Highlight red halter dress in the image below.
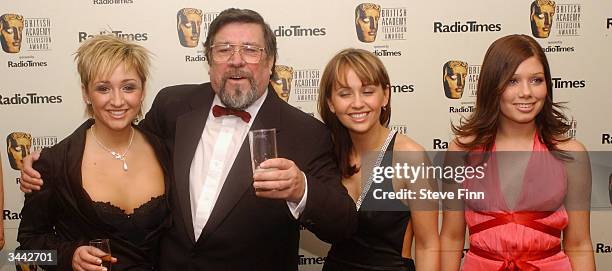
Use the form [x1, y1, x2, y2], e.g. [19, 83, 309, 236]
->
[461, 134, 572, 271]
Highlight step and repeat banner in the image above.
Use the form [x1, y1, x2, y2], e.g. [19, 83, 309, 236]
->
[1, 0, 611, 270]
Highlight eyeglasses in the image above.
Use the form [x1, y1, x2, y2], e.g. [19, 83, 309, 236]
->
[210, 43, 265, 64]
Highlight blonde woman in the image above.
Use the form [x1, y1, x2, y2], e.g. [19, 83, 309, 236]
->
[17, 35, 171, 271]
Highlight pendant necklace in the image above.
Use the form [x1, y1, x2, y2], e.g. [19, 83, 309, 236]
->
[91, 125, 134, 171]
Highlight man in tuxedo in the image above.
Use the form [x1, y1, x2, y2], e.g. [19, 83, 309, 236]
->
[20, 8, 357, 271]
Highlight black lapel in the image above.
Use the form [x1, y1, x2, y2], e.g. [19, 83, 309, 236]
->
[198, 86, 282, 242]
[174, 84, 214, 244]
[64, 119, 110, 229]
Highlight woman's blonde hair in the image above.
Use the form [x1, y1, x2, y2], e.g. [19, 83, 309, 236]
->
[75, 34, 151, 116]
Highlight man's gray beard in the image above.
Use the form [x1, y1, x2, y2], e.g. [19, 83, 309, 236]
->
[218, 77, 260, 110]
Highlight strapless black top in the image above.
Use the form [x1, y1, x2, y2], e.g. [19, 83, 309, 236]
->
[93, 195, 168, 247]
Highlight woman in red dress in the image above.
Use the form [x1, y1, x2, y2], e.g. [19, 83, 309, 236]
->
[440, 34, 595, 271]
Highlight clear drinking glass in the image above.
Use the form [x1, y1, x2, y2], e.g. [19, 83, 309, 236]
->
[89, 239, 112, 271]
[248, 128, 278, 172]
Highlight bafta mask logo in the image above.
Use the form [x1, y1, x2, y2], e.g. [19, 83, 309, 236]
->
[7, 132, 32, 170]
[443, 61, 468, 99]
[271, 65, 294, 102]
[530, 0, 556, 38]
[355, 3, 381, 43]
[0, 13, 24, 53]
[177, 8, 203, 48]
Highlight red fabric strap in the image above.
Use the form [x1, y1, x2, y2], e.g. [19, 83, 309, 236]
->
[468, 244, 562, 271]
[469, 211, 561, 238]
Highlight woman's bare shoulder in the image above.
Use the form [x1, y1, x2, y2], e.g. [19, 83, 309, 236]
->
[393, 133, 425, 152]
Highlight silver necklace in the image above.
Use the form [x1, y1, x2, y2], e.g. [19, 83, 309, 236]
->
[91, 125, 134, 171]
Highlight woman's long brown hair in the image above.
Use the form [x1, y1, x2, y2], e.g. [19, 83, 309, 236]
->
[318, 48, 391, 178]
[452, 34, 570, 154]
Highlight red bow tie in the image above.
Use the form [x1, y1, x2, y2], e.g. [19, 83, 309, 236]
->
[212, 105, 252, 123]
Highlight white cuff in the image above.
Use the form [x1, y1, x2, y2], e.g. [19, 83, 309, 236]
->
[287, 172, 308, 219]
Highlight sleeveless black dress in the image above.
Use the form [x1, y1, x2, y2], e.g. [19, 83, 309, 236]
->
[323, 134, 415, 271]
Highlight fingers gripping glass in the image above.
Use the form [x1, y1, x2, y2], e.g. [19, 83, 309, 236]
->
[89, 239, 112, 270]
[210, 43, 265, 64]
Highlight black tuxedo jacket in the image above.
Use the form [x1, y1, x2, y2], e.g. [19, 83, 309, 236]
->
[139, 83, 357, 270]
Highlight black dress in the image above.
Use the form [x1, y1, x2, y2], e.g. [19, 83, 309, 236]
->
[17, 119, 172, 271]
[323, 134, 415, 271]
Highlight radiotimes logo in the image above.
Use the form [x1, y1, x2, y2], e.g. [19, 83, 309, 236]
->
[185, 54, 206, 62]
[372, 44, 401, 57]
[391, 83, 414, 94]
[93, 0, 133, 4]
[433, 21, 502, 33]
[298, 254, 326, 265]
[93, 0, 134, 5]
[1, 14, 51, 54]
[542, 44, 574, 53]
[529, 0, 581, 52]
[7, 58, 47, 68]
[273, 25, 326, 37]
[552, 77, 586, 89]
[355, 3, 407, 43]
[0, 92, 63, 105]
[596, 242, 612, 253]
[449, 105, 475, 114]
[4, 209, 22, 220]
[433, 138, 449, 150]
[603, 133, 612, 145]
[79, 30, 148, 42]
[271, 65, 293, 102]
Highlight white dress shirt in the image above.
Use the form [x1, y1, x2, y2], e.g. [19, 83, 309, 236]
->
[189, 90, 307, 239]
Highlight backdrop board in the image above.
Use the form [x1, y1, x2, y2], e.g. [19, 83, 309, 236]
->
[1, 1, 611, 270]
